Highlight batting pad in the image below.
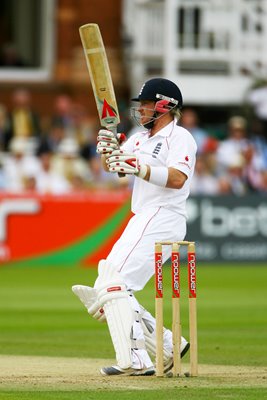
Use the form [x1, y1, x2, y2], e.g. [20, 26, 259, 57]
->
[141, 316, 172, 362]
[95, 260, 133, 369]
[140, 306, 188, 362]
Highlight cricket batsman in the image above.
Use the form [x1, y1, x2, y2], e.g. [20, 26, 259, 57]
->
[72, 78, 197, 376]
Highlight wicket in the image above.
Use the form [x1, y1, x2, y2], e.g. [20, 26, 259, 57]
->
[155, 241, 198, 378]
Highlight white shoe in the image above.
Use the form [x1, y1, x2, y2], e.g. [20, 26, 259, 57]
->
[100, 365, 155, 376]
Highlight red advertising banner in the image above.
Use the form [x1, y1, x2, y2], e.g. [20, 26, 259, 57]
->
[0, 190, 131, 266]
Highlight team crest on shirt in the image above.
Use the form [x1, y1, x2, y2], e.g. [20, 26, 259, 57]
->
[152, 142, 162, 158]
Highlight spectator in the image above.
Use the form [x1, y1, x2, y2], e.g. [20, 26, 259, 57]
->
[0, 104, 11, 151]
[0, 43, 27, 67]
[259, 170, 267, 193]
[50, 94, 74, 134]
[0, 156, 7, 190]
[222, 154, 248, 196]
[250, 118, 267, 170]
[242, 143, 265, 192]
[217, 176, 233, 195]
[7, 88, 41, 150]
[3, 137, 40, 192]
[35, 142, 71, 195]
[180, 108, 209, 153]
[52, 137, 92, 188]
[190, 155, 219, 195]
[40, 123, 65, 154]
[201, 135, 219, 177]
[216, 116, 250, 174]
[71, 103, 98, 149]
[248, 84, 267, 133]
[23, 173, 38, 193]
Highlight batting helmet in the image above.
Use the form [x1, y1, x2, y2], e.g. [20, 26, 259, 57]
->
[131, 78, 183, 109]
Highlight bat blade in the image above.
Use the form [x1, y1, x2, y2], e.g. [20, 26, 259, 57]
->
[79, 23, 120, 129]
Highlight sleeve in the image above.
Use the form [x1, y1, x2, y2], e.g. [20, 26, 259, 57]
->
[166, 132, 197, 178]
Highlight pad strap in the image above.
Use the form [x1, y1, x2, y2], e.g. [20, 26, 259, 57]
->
[140, 307, 172, 362]
[131, 310, 146, 350]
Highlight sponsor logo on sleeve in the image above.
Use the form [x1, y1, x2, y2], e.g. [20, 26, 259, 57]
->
[177, 155, 191, 169]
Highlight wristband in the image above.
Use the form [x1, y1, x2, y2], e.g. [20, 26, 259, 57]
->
[149, 166, 168, 187]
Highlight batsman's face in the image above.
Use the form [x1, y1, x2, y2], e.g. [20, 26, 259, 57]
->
[138, 100, 156, 125]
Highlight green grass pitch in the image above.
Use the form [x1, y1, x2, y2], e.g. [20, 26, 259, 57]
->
[0, 262, 266, 400]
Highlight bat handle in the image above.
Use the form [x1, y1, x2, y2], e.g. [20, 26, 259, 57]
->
[107, 125, 125, 178]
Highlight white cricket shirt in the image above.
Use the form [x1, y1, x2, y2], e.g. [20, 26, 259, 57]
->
[122, 119, 197, 216]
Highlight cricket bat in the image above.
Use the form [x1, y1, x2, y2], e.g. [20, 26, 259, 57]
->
[79, 23, 124, 176]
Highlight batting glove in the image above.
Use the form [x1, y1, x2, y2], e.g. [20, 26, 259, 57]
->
[96, 129, 126, 154]
[106, 149, 148, 177]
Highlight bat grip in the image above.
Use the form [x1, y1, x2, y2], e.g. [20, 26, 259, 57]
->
[107, 125, 125, 178]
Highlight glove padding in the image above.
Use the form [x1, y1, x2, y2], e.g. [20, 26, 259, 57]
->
[72, 285, 106, 322]
[106, 150, 140, 174]
[97, 129, 126, 154]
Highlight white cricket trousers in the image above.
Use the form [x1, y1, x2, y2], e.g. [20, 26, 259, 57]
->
[106, 206, 187, 369]
[107, 206, 187, 291]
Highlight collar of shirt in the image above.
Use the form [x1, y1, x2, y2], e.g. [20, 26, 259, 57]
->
[147, 118, 176, 139]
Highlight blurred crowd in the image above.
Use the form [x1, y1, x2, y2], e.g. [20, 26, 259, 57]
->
[0, 88, 129, 194]
[182, 109, 267, 196]
[0, 87, 267, 196]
